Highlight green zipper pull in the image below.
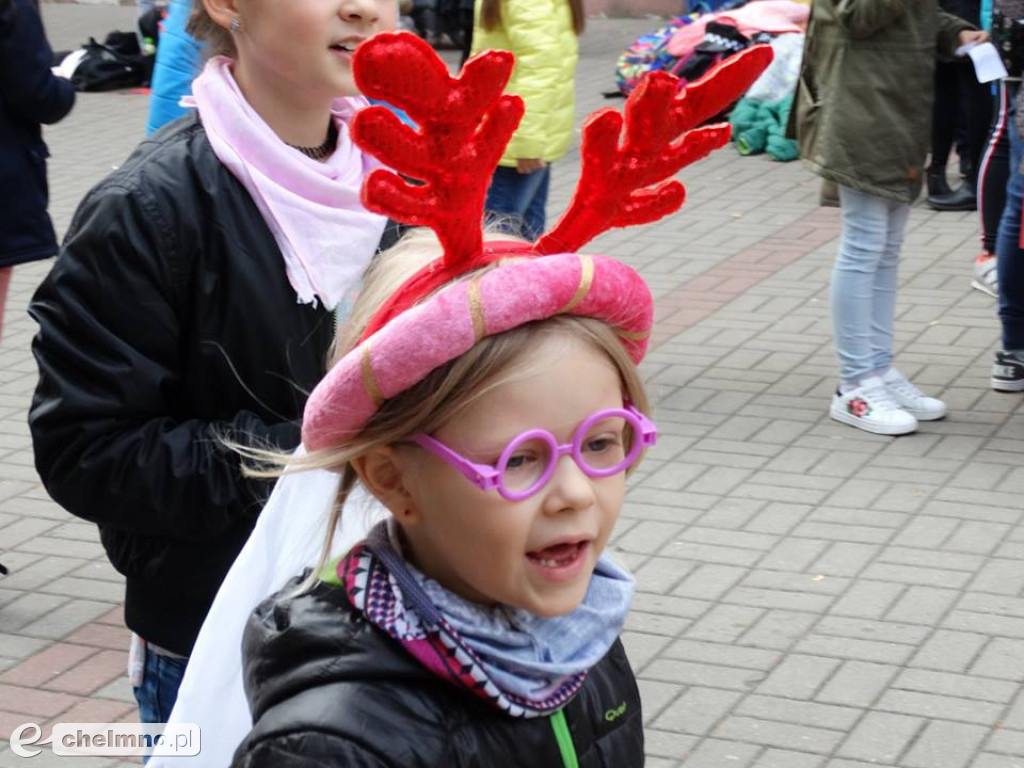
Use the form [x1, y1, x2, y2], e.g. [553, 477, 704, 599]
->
[549, 709, 580, 768]
[318, 555, 344, 586]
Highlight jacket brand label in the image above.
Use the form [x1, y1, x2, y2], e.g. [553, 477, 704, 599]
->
[604, 702, 628, 722]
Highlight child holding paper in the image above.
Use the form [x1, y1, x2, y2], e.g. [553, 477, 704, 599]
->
[796, 0, 986, 434]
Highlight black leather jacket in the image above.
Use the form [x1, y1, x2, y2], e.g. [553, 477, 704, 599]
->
[232, 577, 645, 767]
[29, 115, 337, 655]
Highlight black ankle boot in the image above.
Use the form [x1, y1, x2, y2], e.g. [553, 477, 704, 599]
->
[928, 180, 977, 211]
[927, 167, 953, 199]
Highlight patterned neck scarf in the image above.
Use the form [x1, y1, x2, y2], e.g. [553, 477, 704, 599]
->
[336, 522, 634, 718]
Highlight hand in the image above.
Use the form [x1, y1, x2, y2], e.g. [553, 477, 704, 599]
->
[958, 29, 991, 47]
[516, 158, 546, 174]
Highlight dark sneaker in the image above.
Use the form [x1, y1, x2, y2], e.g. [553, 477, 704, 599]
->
[992, 351, 1024, 392]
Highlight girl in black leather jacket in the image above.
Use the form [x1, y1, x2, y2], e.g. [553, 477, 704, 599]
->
[28, 0, 398, 727]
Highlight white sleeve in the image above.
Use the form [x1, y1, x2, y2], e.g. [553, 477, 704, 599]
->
[149, 448, 388, 767]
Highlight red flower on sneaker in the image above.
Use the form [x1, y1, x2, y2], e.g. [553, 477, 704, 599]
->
[848, 398, 871, 418]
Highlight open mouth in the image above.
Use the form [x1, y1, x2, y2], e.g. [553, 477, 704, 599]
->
[526, 540, 590, 575]
[329, 37, 363, 54]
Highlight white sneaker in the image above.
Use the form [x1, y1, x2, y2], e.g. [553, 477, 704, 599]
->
[830, 376, 918, 435]
[971, 253, 998, 299]
[881, 368, 948, 421]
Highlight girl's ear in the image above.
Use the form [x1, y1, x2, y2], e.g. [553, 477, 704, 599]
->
[202, 0, 240, 34]
[351, 446, 417, 519]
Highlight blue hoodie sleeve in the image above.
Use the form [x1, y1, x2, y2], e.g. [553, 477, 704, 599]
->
[146, 0, 202, 135]
[0, 0, 75, 126]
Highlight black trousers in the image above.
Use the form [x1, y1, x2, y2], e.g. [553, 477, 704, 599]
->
[931, 60, 993, 183]
[978, 80, 1014, 254]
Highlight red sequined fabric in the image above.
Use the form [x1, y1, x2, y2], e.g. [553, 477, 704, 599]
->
[535, 45, 774, 256]
[350, 33, 773, 342]
[352, 33, 526, 340]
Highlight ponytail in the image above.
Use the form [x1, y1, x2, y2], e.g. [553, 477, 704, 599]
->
[479, 0, 501, 31]
[569, 0, 585, 35]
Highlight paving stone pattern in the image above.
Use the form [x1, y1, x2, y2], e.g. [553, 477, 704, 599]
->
[0, 7, 1022, 767]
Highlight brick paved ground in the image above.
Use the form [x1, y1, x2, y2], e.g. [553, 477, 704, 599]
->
[0, 6, 1022, 767]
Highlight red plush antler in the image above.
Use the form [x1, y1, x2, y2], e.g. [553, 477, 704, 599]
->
[352, 31, 525, 268]
[534, 45, 773, 256]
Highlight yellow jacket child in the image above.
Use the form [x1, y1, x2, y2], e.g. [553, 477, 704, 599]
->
[472, 0, 580, 165]
[473, 0, 584, 240]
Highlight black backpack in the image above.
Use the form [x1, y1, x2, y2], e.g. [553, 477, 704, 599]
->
[70, 36, 145, 92]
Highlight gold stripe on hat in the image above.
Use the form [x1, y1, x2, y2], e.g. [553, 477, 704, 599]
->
[360, 342, 383, 407]
[468, 277, 487, 340]
[616, 328, 651, 341]
[558, 254, 595, 314]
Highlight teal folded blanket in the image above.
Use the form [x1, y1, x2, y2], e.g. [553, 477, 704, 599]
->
[730, 95, 798, 162]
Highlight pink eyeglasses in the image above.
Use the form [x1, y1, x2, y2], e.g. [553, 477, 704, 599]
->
[411, 405, 658, 501]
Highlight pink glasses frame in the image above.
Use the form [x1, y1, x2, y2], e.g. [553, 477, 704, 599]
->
[411, 405, 658, 501]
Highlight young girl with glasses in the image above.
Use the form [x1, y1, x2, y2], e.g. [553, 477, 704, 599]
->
[223, 34, 770, 768]
[230, 231, 652, 768]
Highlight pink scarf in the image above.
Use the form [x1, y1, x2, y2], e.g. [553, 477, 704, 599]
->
[190, 57, 386, 310]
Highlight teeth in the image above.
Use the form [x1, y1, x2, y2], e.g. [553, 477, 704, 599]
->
[529, 542, 587, 569]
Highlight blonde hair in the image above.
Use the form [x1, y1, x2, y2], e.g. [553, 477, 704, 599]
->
[244, 229, 649, 589]
[187, 0, 235, 59]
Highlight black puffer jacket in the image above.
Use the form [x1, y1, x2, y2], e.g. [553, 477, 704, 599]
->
[232, 577, 645, 767]
[29, 115, 338, 655]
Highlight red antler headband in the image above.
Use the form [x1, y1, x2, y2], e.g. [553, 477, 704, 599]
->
[301, 33, 772, 450]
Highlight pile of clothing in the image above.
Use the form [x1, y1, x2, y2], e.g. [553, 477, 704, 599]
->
[728, 31, 804, 161]
[615, 0, 808, 162]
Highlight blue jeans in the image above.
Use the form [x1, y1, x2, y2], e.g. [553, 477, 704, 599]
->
[133, 649, 187, 762]
[484, 164, 551, 242]
[832, 185, 911, 384]
[994, 86, 1024, 351]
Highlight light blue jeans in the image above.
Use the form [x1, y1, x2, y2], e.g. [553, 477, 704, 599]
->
[832, 185, 911, 385]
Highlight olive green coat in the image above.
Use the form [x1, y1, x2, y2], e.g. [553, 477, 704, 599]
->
[795, 0, 973, 203]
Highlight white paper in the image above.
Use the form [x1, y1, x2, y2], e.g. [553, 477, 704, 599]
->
[50, 48, 87, 80]
[956, 42, 1009, 83]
